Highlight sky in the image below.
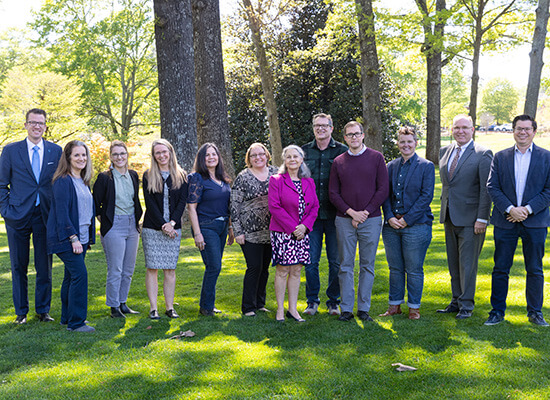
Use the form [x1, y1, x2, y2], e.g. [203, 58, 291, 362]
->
[0, 0, 531, 89]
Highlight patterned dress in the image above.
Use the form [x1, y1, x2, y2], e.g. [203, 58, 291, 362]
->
[271, 180, 311, 266]
[141, 171, 182, 269]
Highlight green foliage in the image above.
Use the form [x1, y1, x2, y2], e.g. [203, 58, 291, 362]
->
[31, 0, 158, 140]
[226, 0, 402, 171]
[0, 66, 86, 144]
[480, 78, 519, 124]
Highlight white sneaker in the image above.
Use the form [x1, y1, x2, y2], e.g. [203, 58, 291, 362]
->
[328, 304, 341, 316]
[303, 303, 319, 315]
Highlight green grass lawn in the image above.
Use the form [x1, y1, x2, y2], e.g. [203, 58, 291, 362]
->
[1, 137, 550, 399]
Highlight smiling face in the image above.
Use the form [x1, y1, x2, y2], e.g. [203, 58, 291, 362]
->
[513, 119, 536, 149]
[452, 117, 474, 147]
[284, 148, 303, 173]
[110, 145, 128, 170]
[313, 116, 333, 142]
[25, 112, 47, 144]
[153, 144, 170, 169]
[248, 145, 267, 169]
[70, 145, 87, 173]
[205, 146, 219, 170]
[398, 134, 417, 160]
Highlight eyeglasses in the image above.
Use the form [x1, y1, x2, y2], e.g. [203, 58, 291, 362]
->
[344, 132, 362, 138]
[313, 124, 331, 129]
[249, 153, 266, 158]
[111, 152, 128, 158]
[452, 126, 472, 131]
[26, 121, 46, 127]
[514, 127, 534, 133]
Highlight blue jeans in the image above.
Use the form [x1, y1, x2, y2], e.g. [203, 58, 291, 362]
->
[382, 224, 432, 308]
[491, 225, 547, 316]
[305, 218, 340, 306]
[198, 219, 228, 310]
[58, 245, 88, 330]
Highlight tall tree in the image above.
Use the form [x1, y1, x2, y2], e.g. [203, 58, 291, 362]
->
[355, 0, 383, 152]
[153, 0, 198, 171]
[32, 0, 158, 140]
[192, 0, 235, 177]
[240, 0, 284, 166]
[455, 0, 519, 126]
[525, 0, 550, 118]
[415, 0, 450, 164]
[481, 77, 519, 124]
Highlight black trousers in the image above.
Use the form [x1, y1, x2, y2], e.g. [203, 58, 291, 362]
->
[241, 241, 271, 313]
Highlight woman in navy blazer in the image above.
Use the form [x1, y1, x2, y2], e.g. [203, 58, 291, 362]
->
[93, 140, 143, 318]
[47, 140, 95, 332]
[269, 145, 319, 322]
[380, 127, 434, 320]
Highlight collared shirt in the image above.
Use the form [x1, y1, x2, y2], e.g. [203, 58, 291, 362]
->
[505, 143, 534, 214]
[392, 155, 413, 215]
[26, 137, 44, 170]
[348, 144, 367, 157]
[112, 168, 135, 215]
[302, 137, 347, 220]
[447, 139, 473, 172]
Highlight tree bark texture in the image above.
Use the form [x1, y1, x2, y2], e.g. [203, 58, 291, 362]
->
[241, 0, 283, 166]
[416, 0, 446, 165]
[525, 0, 550, 118]
[192, 0, 235, 178]
[153, 0, 198, 172]
[355, 0, 383, 153]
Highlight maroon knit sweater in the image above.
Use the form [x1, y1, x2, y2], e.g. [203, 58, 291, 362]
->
[329, 148, 389, 218]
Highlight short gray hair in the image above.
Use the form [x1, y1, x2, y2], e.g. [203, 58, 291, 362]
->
[278, 145, 311, 178]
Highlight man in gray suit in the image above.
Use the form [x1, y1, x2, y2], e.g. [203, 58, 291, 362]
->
[437, 114, 493, 319]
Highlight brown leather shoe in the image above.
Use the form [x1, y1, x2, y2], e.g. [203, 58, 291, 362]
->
[408, 308, 420, 320]
[379, 304, 402, 317]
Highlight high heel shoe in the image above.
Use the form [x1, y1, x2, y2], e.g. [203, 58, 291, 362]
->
[286, 311, 305, 322]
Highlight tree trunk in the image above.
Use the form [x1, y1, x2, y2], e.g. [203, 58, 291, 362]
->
[355, 0, 383, 153]
[192, 0, 235, 178]
[241, 0, 283, 166]
[468, 10, 484, 128]
[525, 0, 550, 118]
[153, 0, 198, 173]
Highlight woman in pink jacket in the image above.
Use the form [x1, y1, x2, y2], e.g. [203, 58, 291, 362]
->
[269, 145, 319, 322]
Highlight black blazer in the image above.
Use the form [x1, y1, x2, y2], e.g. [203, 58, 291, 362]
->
[142, 170, 188, 230]
[92, 169, 143, 236]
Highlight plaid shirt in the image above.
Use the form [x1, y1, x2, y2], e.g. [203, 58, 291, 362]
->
[302, 138, 347, 220]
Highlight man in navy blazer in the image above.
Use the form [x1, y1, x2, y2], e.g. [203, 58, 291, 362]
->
[485, 114, 550, 327]
[0, 109, 62, 324]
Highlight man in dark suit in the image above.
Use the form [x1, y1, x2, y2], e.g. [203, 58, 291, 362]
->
[484, 114, 550, 326]
[0, 108, 62, 324]
[438, 114, 493, 319]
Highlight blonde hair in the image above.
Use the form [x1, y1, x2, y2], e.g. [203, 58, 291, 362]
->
[146, 139, 187, 193]
[245, 143, 271, 168]
[109, 140, 129, 170]
[53, 140, 93, 186]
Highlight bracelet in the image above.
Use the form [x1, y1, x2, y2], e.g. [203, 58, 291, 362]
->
[228, 226, 233, 230]
[69, 236, 79, 243]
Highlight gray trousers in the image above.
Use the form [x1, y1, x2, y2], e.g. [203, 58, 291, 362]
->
[101, 215, 140, 307]
[335, 216, 382, 313]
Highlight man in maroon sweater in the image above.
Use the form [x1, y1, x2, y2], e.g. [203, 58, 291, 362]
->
[329, 121, 389, 321]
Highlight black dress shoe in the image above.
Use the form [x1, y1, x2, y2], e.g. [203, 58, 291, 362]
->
[338, 312, 354, 321]
[357, 310, 373, 321]
[110, 307, 126, 318]
[456, 309, 472, 319]
[436, 305, 460, 314]
[119, 303, 139, 314]
[199, 308, 215, 316]
[286, 311, 305, 322]
[37, 313, 54, 322]
[149, 310, 160, 320]
[14, 315, 27, 324]
[165, 309, 180, 318]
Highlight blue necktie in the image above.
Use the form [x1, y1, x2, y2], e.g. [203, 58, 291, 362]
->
[32, 145, 40, 206]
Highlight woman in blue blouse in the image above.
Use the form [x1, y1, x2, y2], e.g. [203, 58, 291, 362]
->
[188, 143, 234, 316]
[47, 140, 95, 332]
